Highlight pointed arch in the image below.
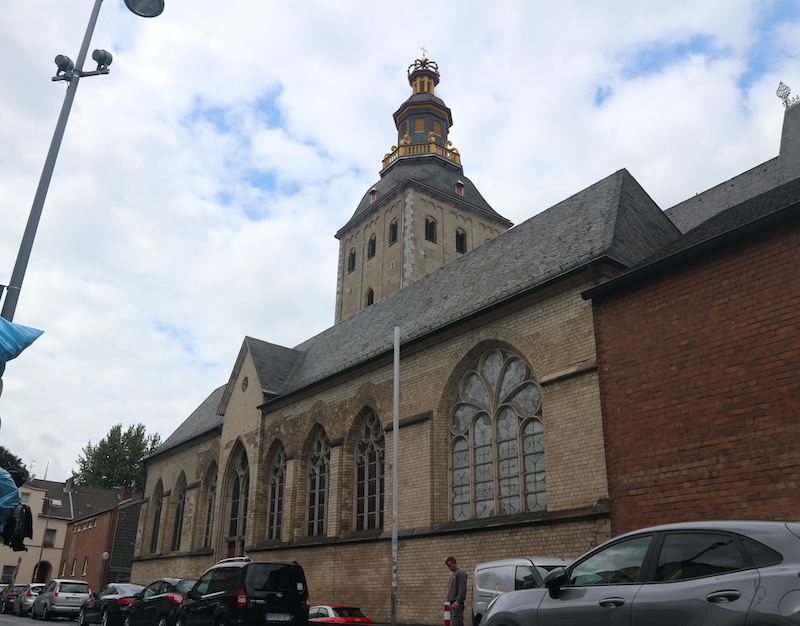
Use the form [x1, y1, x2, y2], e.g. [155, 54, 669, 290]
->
[306, 427, 330, 537]
[355, 410, 385, 531]
[170, 472, 187, 552]
[224, 441, 250, 557]
[266, 442, 287, 542]
[149, 480, 164, 554]
[202, 462, 218, 549]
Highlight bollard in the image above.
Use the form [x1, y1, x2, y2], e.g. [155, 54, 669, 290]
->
[444, 602, 451, 626]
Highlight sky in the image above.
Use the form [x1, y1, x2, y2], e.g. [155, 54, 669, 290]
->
[1, 0, 799, 482]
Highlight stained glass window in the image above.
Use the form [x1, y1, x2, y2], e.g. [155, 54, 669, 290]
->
[450, 349, 545, 520]
[268, 446, 286, 541]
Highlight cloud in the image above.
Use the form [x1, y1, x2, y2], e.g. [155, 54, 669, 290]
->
[0, 0, 799, 481]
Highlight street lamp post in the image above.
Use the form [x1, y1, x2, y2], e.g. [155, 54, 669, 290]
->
[0, 0, 164, 322]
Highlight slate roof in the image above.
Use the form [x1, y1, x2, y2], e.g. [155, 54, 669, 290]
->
[584, 174, 800, 299]
[287, 168, 679, 395]
[157, 168, 680, 453]
[339, 157, 511, 235]
[27, 479, 127, 520]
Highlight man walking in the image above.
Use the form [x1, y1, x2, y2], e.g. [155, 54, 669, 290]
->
[446, 556, 467, 626]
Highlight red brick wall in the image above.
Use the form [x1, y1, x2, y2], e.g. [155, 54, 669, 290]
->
[593, 219, 800, 536]
[64, 511, 115, 592]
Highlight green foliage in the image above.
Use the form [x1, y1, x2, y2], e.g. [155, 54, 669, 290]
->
[72, 423, 160, 492]
[0, 446, 24, 470]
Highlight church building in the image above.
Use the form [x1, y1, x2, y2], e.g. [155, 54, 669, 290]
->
[130, 57, 799, 624]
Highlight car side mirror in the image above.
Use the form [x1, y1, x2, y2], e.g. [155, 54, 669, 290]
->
[544, 567, 567, 599]
[133, 593, 142, 600]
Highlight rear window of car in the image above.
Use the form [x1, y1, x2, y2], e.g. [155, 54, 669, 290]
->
[176, 580, 196, 595]
[334, 608, 367, 618]
[59, 583, 90, 594]
[245, 564, 305, 593]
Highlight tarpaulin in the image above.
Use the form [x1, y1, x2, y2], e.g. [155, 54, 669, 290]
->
[0, 317, 44, 377]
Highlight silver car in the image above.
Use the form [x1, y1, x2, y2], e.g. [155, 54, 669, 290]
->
[32, 579, 92, 620]
[13, 583, 45, 616]
[482, 520, 800, 626]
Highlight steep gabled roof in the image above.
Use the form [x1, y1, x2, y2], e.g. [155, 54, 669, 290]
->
[584, 174, 800, 299]
[283, 168, 679, 396]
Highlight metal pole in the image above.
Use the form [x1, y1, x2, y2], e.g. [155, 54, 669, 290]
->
[1, 0, 105, 322]
[391, 326, 400, 626]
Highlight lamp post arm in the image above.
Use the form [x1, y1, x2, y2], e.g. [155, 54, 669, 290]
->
[0, 0, 104, 322]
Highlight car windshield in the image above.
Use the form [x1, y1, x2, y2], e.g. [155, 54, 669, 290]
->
[116, 585, 144, 596]
[59, 583, 89, 594]
[245, 565, 304, 593]
[334, 608, 367, 618]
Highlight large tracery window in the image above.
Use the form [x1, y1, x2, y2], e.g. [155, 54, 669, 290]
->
[308, 430, 330, 537]
[268, 446, 287, 541]
[450, 349, 546, 521]
[355, 412, 385, 531]
[149, 483, 163, 554]
[170, 480, 186, 552]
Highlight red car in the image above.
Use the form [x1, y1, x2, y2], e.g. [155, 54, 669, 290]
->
[309, 606, 373, 623]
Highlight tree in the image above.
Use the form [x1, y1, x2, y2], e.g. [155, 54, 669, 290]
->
[0, 446, 24, 471]
[72, 423, 160, 493]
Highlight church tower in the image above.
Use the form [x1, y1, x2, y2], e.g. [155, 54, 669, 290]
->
[334, 56, 513, 323]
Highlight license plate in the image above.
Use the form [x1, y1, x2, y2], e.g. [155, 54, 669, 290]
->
[265, 614, 292, 622]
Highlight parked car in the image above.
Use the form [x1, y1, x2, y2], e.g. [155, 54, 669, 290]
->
[0, 584, 27, 613]
[472, 557, 570, 626]
[13, 583, 45, 616]
[482, 520, 800, 626]
[176, 557, 309, 626]
[125, 578, 196, 626]
[31, 579, 92, 620]
[309, 605, 372, 623]
[79, 583, 145, 626]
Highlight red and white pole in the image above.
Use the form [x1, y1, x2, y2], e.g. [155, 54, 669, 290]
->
[443, 602, 451, 626]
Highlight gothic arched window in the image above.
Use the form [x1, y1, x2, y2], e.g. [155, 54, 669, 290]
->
[170, 479, 186, 552]
[227, 448, 249, 557]
[455, 229, 467, 254]
[268, 445, 286, 541]
[367, 235, 376, 259]
[389, 220, 398, 246]
[450, 349, 545, 521]
[348, 249, 356, 273]
[355, 412, 385, 531]
[366, 288, 375, 307]
[308, 430, 330, 537]
[203, 470, 217, 549]
[149, 483, 163, 554]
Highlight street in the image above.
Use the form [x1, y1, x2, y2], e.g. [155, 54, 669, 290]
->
[0, 616, 72, 626]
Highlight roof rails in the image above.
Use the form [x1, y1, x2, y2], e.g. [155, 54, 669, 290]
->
[216, 556, 252, 564]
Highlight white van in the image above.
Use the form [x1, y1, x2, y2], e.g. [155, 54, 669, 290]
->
[471, 557, 569, 626]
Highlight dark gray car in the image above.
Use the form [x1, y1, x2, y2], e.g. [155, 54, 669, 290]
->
[482, 520, 800, 626]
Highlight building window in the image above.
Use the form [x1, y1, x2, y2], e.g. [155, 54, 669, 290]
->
[1, 566, 14, 583]
[308, 430, 330, 537]
[425, 217, 437, 243]
[414, 118, 425, 133]
[149, 485, 163, 554]
[389, 220, 398, 246]
[433, 120, 443, 136]
[355, 412, 385, 531]
[170, 481, 186, 552]
[455, 181, 465, 196]
[450, 349, 546, 521]
[19, 492, 29, 505]
[268, 446, 286, 542]
[43, 528, 56, 547]
[227, 447, 249, 558]
[370, 189, 377, 203]
[60, 561, 66, 577]
[71, 560, 76, 577]
[348, 249, 356, 273]
[82, 557, 88, 576]
[367, 235, 376, 259]
[203, 470, 217, 549]
[456, 229, 467, 254]
[366, 289, 374, 307]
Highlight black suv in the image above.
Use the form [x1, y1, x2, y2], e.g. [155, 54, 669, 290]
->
[177, 558, 309, 626]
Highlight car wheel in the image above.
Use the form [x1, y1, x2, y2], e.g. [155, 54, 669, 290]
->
[124, 615, 132, 626]
[157, 616, 168, 626]
[42, 605, 50, 621]
[101, 610, 110, 626]
[78, 608, 87, 626]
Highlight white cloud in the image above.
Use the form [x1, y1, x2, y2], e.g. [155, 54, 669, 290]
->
[0, 0, 798, 481]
